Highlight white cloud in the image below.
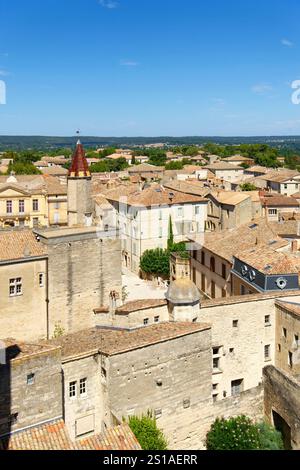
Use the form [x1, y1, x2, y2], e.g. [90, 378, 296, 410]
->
[120, 60, 139, 66]
[98, 0, 119, 8]
[281, 38, 294, 47]
[211, 98, 226, 106]
[251, 83, 273, 95]
[0, 70, 9, 76]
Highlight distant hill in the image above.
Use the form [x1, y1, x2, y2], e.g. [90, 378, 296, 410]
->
[1, 135, 300, 151]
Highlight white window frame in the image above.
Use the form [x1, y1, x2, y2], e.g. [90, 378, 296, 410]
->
[9, 278, 22, 297]
[79, 378, 87, 397]
[69, 381, 77, 399]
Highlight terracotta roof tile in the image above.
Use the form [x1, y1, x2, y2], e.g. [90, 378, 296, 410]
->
[69, 141, 91, 178]
[0, 420, 140, 450]
[115, 299, 167, 315]
[51, 322, 211, 360]
[0, 230, 47, 262]
[104, 184, 207, 207]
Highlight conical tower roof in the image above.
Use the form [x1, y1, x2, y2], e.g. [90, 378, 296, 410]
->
[68, 140, 91, 178]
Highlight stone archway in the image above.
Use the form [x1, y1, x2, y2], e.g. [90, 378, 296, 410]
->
[272, 410, 292, 450]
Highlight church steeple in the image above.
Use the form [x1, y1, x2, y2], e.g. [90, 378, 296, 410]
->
[67, 139, 93, 227]
[68, 140, 91, 178]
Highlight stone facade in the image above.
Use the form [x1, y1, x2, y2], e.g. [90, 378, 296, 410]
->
[67, 177, 93, 227]
[37, 227, 122, 336]
[0, 343, 62, 438]
[0, 257, 48, 342]
[264, 365, 300, 449]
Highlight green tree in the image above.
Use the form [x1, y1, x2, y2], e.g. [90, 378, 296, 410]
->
[240, 183, 258, 191]
[140, 248, 170, 277]
[128, 412, 168, 450]
[256, 421, 284, 450]
[167, 216, 174, 250]
[7, 161, 41, 175]
[206, 415, 261, 450]
[165, 161, 184, 170]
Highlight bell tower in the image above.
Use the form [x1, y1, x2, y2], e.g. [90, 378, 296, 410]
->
[67, 140, 93, 227]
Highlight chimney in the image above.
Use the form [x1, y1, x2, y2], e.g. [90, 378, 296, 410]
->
[291, 240, 298, 253]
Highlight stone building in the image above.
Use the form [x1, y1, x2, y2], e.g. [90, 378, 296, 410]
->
[0, 142, 122, 341]
[4, 286, 300, 449]
[189, 218, 300, 299]
[0, 174, 67, 229]
[205, 190, 254, 232]
[103, 183, 208, 273]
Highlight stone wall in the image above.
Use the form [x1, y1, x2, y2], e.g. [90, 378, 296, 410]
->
[0, 258, 48, 342]
[199, 296, 276, 398]
[159, 385, 263, 449]
[263, 365, 300, 449]
[0, 347, 62, 437]
[107, 327, 212, 449]
[62, 355, 105, 440]
[46, 234, 122, 335]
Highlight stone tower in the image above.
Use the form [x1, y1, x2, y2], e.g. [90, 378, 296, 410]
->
[67, 140, 93, 227]
[166, 278, 201, 322]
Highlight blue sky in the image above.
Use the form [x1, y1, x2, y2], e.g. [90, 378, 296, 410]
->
[1, 0, 300, 136]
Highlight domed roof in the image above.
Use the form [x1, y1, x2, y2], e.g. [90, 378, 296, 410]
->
[166, 278, 201, 305]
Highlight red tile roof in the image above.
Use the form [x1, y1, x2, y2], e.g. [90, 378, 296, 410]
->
[0, 420, 141, 450]
[69, 140, 91, 178]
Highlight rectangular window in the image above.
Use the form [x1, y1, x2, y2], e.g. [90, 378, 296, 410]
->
[19, 200, 25, 214]
[288, 351, 293, 368]
[33, 217, 39, 227]
[268, 209, 278, 215]
[33, 199, 39, 211]
[79, 378, 87, 396]
[211, 281, 216, 299]
[212, 394, 218, 403]
[231, 379, 243, 396]
[6, 200, 12, 214]
[177, 207, 183, 217]
[277, 343, 281, 352]
[213, 357, 220, 370]
[9, 278, 22, 297]
[213, 347, 220, 356]
[282, 327, 287, 339]
[143, 318, 149, 326]
[69, 381, 77, 398]
[154, 316, 160, 323]
[264, 344, 271, 360]
[27, 373, 35, 385]
[265, 315, 270, 325]
[295, 334, 299, 347]
[39, 273, 44, 287]
[55, 202, 60, 209]
[195, 206, 200, 215]
[159, 210, 163, 220]
[222, 264, 226, 279]
[201, 251, 205, 265]
[159, 227, 163, 238]
[233, 320, 238, 328]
